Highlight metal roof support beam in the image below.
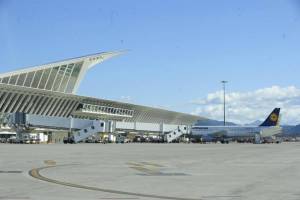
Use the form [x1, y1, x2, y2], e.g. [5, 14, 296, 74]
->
[19, 95, 33, 113]
[51, 99, 64, 116]
[28, 95, 43, 114]
[2, 93, 17, 113]
[13, 94, 27, 113]
[37, 97, 51, 115]
[45, 98, 60, 116]
[34, 96, 48, 115]
[7, 93, 22, 113]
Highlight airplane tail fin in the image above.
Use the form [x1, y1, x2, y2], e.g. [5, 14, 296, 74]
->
[259, 108, 280, 127]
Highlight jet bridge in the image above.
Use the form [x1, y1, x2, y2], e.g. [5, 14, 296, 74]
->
[9, 113, 105, 143]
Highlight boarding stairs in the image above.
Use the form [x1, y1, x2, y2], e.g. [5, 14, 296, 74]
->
[73, 120, 103, 143]
[166, 126, 187, 143]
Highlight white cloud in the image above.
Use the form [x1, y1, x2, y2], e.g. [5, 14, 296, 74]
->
[191, 86, 300, 125]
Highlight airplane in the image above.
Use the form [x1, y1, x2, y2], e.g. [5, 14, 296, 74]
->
[191, 108, 282, 143]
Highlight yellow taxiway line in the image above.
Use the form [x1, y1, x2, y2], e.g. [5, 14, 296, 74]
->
[28, 164, 202, 200]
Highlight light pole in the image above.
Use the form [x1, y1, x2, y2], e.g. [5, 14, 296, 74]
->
[221, 81, 228, 126]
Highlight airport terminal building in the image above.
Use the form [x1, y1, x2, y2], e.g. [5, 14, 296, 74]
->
[0, 51, 202, 143]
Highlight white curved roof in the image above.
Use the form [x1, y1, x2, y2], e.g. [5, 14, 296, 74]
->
[0, 51, 124, 94]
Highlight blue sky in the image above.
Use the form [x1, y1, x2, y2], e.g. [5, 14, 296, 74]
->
[1, 0, 300, 124]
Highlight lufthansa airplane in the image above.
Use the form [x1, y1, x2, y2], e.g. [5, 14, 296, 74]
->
[191, 108, 282, 141]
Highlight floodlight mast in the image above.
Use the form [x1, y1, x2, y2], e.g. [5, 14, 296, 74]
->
[221, 81, 228, 126]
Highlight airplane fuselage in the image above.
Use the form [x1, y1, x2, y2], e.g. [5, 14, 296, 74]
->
[191, 126, 281, 138]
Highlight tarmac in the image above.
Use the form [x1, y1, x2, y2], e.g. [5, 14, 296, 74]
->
[1, 143, 300, 200]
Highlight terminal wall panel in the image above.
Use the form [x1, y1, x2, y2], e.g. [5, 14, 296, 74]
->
[116, 122, 135, 130]
[163, 124, 178, 132]
[135, 122, 160, 132]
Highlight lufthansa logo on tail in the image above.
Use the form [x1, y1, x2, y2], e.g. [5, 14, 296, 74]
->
[270, 113, 278, 122]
